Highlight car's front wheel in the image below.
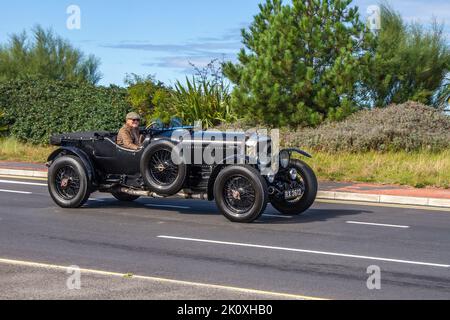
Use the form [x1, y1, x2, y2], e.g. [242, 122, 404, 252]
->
[48, 155, 91, 208]
[270, 159, 317, 215]
[214, 165, 268, 223]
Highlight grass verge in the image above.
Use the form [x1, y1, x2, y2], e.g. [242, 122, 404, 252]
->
[0, 137, 55, 163]
[0, 137, 448, 189]
[303, 150, 450, 189]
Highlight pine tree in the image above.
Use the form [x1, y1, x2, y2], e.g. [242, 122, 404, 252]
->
[223, 0, 371, 127]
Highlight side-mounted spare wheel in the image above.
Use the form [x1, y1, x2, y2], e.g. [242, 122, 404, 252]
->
[214, 165, 268, 223]
[48, 155, 91, 208]
[140, 139, 187, 196]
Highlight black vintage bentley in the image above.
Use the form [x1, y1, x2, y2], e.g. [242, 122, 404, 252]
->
[47, 120, 317, 223]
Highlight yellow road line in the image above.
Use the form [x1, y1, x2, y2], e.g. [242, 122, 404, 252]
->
[0, 257, 327, 300]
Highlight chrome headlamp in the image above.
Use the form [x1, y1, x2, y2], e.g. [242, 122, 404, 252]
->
[279, 150, 290, 169]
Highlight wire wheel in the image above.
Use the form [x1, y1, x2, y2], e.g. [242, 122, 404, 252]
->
[149, 149, 179, 186]
[54, 165, 81, 200]
[223, 175, 256, 214]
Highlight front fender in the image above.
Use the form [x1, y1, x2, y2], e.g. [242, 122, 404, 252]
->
[282, 148, 312, 158]
[47, 147, 96, 185]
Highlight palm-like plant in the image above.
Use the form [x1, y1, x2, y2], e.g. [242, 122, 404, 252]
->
[171, 76, 236, 129]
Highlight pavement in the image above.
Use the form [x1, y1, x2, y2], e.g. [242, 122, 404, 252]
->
[0, 175, 450, 299]
[1, 160, 449, 208]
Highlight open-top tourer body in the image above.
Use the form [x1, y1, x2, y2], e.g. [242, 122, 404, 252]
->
[47, 121, 317, 223]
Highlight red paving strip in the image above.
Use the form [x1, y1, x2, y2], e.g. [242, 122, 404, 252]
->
[320, 182, 450, 200]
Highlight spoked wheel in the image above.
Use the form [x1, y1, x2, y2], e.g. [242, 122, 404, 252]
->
[270, 159, 318, 215]
[214, 165, 268, 223]
[48, 155, 90, 208]
[149, 149, 179, 186]
[55, 166, 81, 200]
[223, 175, 256, 214]
[140, 140, 187, 196]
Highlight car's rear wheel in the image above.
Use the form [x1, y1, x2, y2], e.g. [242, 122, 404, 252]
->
[270, 159, 317, 215]
[214, 165, 268, 223]
[111, 192, 140, 202]
[140, 140, 187, 196]
[48, 155, 91, 208]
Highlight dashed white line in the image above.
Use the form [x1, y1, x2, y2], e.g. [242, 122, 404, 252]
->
[0, 189, 32, 195]
[0, 179, 47, 187]
[346, 221, 410, 229]
[158, 235, 450, 268]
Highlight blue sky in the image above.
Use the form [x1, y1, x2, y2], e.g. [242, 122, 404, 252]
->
[1, 0, 449, 86]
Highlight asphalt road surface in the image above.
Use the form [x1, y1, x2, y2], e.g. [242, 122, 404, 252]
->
[0, 176, 450, 300]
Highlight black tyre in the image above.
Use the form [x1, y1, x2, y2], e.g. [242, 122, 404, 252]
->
[271, 159, 318, 215]
[140, 140, 187, 196]
[111, 192, 140, 202]
[48, 155, 91, 208]
[214, 165, 268, 223]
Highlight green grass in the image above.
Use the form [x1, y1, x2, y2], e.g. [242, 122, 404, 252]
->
[303, 150, 450, 189]
[0, 137, 448, 189]
[0, 137, 55, 163]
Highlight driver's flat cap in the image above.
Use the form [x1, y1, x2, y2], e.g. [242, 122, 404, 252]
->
[126, 112, 141, 120]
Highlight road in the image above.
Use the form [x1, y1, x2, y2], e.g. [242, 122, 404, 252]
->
[0, 176, 449, 300]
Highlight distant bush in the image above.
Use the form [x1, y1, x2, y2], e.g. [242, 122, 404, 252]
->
[284, 102, 450, 152]
[0, 79, 131, 144]
[153, 60, 237, 128]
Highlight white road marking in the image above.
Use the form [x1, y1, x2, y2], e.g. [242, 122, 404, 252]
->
[145, 204, 190, 210]
[346, 221, 410, 229]
[0, 257, 325, 300]
[89, 198, 105, 202]
[0, 179, 47, 187]
[158, 235, 450, 268]
[0, 189, 32, 195]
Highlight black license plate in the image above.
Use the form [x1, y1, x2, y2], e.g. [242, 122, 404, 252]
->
[284, 188, 304, 200]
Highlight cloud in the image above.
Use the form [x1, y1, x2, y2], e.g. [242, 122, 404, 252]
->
[143, 53, 237, 74]
[102, 25, 246, 74]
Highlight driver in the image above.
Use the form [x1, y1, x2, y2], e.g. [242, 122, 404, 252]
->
[117, 112, 144, 150]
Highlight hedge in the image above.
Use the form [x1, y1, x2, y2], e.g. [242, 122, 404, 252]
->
[284, 102, 450, 152]
[0, 79, 132, 144]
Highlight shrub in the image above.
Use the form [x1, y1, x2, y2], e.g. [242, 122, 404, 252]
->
[0, 79, 131, 144]
[0, 26, 101, 84]
[153, 60, 237, 128]
[284, 102, 450, 152]
[124, 74, 167, 124]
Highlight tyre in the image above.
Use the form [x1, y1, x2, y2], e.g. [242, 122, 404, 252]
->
[140, 140, 187, 196]
[111, 192, 140, 202]
[48, 155, 91, 208]
[214, 165, 268, 223]
[270, 159, 318, 215]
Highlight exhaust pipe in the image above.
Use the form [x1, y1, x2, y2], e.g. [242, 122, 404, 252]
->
[119, 187, 208, 200]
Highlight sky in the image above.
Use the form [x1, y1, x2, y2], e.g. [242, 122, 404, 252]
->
[0, 0, 449, 86]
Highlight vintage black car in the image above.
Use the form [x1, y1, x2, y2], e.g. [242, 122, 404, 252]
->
[47, 120, 317, 223]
